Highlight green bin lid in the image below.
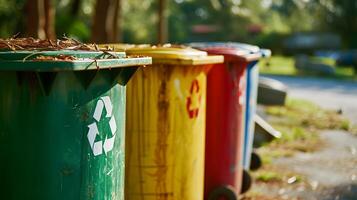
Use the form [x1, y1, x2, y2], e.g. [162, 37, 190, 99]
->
[0, 50, 126, 60]
[100, 44, 224, 65]
[0, 50, 152, 72]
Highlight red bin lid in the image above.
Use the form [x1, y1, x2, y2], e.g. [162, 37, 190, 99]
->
[196, 46, 261, 63]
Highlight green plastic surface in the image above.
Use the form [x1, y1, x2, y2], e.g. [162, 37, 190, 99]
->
[0, 57, 151, 71]
[0, 50, 126, 60]
[0, 71, 126, 199]
[0, 50, 150, 200]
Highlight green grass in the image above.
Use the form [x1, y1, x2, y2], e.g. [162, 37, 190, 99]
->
[259, 55, 357, 81]
[335, 66, 357, 80]
[257, 98, 351, 164]
[266, 99, 351, 131]
[252, 165, 304, 184]
[259, 56, 296, 75]
[255, 171, 282, 182]
[310, 56, 336, 66]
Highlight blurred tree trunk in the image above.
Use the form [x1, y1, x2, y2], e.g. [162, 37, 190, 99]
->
[26, 0, 45, 39]
[25, 0, 56, 39]
[158, 0, 168, 44]
[91, 0, 122, 43]
[44, 0, 56, 39]
[109, 0, 121, 42]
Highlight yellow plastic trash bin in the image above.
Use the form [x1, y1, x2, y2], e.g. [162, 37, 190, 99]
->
[105, 44, 223, 200]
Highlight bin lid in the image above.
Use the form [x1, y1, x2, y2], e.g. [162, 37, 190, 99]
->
[0, 50, 126, 60]
[0, 50, 152, 71]
[188, 42, 271, 58]
[189, 42, 258, 52]
[197, 47, 261, 62]
[100, 44, 224, 65]
[222, 43, 272, 58]
[259, 49, 272, 58]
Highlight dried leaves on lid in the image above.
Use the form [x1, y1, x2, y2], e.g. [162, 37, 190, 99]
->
[32, 55, 77, 61]
[0, 37, 107, 51]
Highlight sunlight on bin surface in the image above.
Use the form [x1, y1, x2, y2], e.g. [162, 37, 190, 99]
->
[0, 50, 151, 200]
[102, 44, 223, 200]
[188, 43, 262, 197]
[193, 42, 271, 171]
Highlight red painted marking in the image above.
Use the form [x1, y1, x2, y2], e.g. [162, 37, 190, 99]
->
[186, 79, 201, 119]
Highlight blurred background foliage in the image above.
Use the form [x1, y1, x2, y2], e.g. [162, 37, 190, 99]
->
[0, 0, 357, 50]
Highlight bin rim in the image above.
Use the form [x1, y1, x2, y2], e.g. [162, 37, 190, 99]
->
[0, 57, 152, 72]
[188, 42, 271, 58]
[0, 50, 127, 61]
[188, 42, 259, 52]
[195, 47, 261, 62]
[100, 44, 224, 65]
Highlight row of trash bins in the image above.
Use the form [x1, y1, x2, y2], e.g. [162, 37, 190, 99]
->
[0, 40, 271, 200]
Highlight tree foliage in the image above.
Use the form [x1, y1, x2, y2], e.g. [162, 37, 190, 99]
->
[0, 0, 26, 38]
[0, 0, 356, 47]
[314, 0, 357, 47]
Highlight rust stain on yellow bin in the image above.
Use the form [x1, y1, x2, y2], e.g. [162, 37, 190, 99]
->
[102, 45, 223, 200]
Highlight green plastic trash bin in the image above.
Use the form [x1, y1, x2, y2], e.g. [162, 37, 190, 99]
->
[0, 50, 151, 200]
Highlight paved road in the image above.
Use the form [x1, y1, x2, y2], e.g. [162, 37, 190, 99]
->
[262, 75, 357, 124]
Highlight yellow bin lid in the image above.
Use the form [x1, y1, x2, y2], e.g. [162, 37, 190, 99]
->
[100, 44, 224, 65]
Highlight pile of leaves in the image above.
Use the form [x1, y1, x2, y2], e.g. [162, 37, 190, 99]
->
[0, 37, 105, 51]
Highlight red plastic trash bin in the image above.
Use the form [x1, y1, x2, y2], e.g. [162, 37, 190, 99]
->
[202, 47, 261, 199]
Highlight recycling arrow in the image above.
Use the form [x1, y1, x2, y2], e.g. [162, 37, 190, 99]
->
[87, 96, 117, 156]
[186, 79, 201, 119]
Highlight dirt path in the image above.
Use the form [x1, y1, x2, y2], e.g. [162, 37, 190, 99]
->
[274, 130, 357, 199]
[250, 76, 357, 200]
[249, 130, 357, 200]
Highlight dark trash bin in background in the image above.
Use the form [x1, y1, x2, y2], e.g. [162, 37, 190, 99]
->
[258, 77, 288, 106]
[253, 114, 282, 147]
[295, 54, 336, 75]
[0, 39, 151, 200]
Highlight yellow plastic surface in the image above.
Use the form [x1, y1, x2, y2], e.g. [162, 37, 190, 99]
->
[125, 64, 211, 200]
[100, 44, 223, 200]
[100, 44, 224, 65]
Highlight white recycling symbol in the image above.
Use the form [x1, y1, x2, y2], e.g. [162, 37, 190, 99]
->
[87, 96, 117, 156]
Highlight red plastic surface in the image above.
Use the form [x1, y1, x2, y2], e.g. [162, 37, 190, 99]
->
[202, 47, 261, 62]
[204, 48, 249, 198]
